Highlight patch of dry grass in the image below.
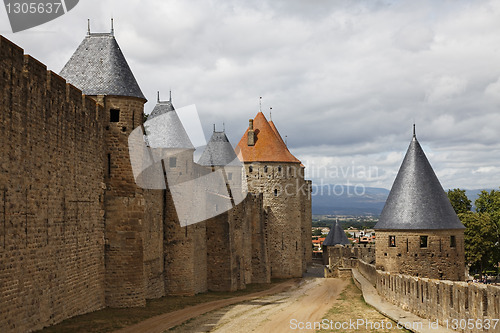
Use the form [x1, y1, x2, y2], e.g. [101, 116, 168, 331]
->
[317, 278, 411, 333]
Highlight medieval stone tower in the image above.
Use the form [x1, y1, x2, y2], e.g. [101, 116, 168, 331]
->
[374, 129, 465, 281]
[146, 97, 208, 295]
[60, 28, 150, 306]
[322, 219, 350, 264]
[236, 112, 312, 278]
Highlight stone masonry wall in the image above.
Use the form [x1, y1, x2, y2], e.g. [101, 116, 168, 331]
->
[0, 36, 106, 332]
[206, 189, 270, 291]
[245, 162, 305, 278]
[376, 230, 465, 281]
[356, 261, 500, 333]
[142, 189, 165, 299]
[100, 95, 148, 307]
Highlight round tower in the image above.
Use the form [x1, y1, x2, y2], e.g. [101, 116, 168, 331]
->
[145, 96, 208, 295]
[374, 130, 465, 281]
[60, 27, 149, 306]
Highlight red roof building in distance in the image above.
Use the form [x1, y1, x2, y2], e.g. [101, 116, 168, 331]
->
[235, 112, 300, 163]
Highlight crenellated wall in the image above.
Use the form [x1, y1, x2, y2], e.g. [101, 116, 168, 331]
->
[0, 36, 106, 332]
[328, 246, 500, 333]
[358, 260, 500, 333]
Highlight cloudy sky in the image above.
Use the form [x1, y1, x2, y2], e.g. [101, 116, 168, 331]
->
[2, 0, 499, 191]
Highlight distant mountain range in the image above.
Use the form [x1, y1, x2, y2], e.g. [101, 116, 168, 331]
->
[311, 185, 493, 216]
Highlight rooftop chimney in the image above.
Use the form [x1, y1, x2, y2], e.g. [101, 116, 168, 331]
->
[247, 119, 255, 146]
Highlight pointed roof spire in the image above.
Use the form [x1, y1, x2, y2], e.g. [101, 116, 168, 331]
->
[259, 96, 262, 112]
[87, 19, 90, 35]
[198, 131, 240, 167]
[323, 219, 350, 246]
[375, 134, 464, 230]
[169, 89, 172, 102]
[149, 91, 175, 119]
[60, 28, 145, 100]
[269, 107, 272, 121]
[235, 112, 300, 163]
[413, 123, 416, 140]
[110, 18, 114, 35]
[145, 100, 194, 149]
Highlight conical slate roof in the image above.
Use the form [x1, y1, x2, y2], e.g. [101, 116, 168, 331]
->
[144, 101, 194, 149]
[235, 112, 300, 163]
[374, 134, 464, 230]
[323, 220, 350, 246]
[198, 131, 240, 167]
[60, 32, 146, 100]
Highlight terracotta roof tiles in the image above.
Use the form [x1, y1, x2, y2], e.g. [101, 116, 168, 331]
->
[235, 112, 300, 163]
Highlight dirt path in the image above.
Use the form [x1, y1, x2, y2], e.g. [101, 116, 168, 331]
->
[168, 276, 347, 332]
[114, 279, 300, 333]
[115, 264, 348, 333]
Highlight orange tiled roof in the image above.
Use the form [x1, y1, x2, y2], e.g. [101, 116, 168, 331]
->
[235, 112, 300, 163]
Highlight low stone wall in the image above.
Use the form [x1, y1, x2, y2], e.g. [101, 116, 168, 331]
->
[356, 260, 500, 333]
[358, 260, 378, 286]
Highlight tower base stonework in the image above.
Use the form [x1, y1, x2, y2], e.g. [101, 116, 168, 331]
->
[375, 230, 465, 281]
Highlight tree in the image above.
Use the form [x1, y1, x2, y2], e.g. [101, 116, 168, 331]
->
[460, 212, 498, 274]
[475, 189, 500, 227]
[447, 188, 472, 215]
[312, 229, 323, 236]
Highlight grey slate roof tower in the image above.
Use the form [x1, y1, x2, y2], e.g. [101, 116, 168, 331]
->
[198, 130, 240, 167]
[374, 129, 465, 281]
[323, 220, 350, 246]
[374, 132, 464, 230]
[60, 31, 146, 100]
[145, 99, 194, 149]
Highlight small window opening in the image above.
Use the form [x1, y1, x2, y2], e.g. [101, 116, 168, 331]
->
[274, 189, 278, 196]
[264, 166, 268, 173]
[110, 109, 120, 122]
[249, 166, 253, 173]
[169, 157, 177, 168]
[389, 235, 396, 247]
[420, 236, 428, 248]
[450, 235, 456, 248]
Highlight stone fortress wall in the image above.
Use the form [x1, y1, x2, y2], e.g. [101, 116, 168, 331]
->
[329, 245, 500, 333]
[0, 36, 107, 332]
[0, 35, 311, 332]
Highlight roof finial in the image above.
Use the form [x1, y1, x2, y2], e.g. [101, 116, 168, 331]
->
[111, 18, 114, 35]
[270, 107, 272, 121]
[413, 123, 416, 139]
[169, 89, 172, 103]
[87, 19, 90, 35]
[157, 91, 160, 103]
[259, 96, 262, 112]
[213, 124, 216, 132]
[223, 122, 225, 132]
[285, 135, 288, 147]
